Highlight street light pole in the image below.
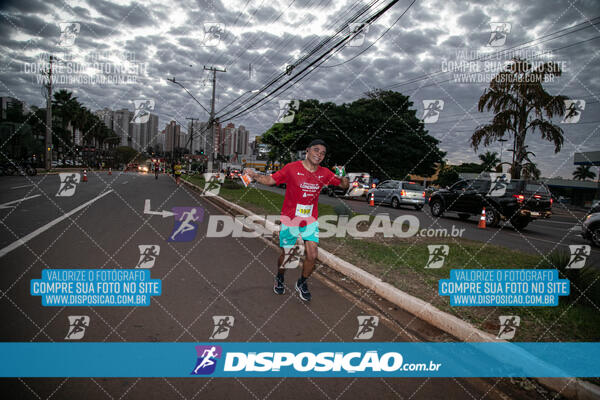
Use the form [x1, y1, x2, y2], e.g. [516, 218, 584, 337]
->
[44, 55, 54, 170]
[204, 66, 226, 172]
[186, 117, 199, 155]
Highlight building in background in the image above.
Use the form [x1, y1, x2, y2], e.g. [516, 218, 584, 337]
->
[164, 120, 182, 153]
[95, 108, 158, 152]
[0, 96, 25, 120]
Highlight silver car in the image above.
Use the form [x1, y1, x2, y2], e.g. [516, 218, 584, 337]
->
[367, 180, 426, 210]
[582, 203, 600, 247]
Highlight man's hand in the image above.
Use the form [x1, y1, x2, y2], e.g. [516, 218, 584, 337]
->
[339, 176, 349, 189]
[244, 168, 277, 186]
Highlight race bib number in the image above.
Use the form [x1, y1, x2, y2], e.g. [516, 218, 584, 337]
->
[295, 204, 313, 218]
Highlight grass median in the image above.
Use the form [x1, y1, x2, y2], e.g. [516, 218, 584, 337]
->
[185, 174, 600, 342]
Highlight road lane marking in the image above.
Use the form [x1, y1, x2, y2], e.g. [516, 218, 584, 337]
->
[0, 195, 41, 209]
[0, 190, 113, 258]
[11, 184, 34, 189]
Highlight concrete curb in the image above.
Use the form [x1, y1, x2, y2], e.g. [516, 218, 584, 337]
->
[182, 178, 600, 400]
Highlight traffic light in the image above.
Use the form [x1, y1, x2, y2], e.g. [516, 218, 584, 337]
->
[200, 150, 204, 155]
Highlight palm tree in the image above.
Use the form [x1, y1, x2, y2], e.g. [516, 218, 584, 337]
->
[572, 165, 596, 181]
[471, 58, 568, 179]
[522, 162, 541, 180]
[52, 90, 80, 163]
[478, 151, 501, 171]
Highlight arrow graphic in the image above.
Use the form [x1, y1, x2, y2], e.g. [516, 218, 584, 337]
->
[144, 199, 175, 218]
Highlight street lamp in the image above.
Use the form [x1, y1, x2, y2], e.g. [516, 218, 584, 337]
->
[217, 89, 260, 115]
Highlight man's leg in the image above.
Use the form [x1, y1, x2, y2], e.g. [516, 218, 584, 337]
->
[300, 241, 318, 279]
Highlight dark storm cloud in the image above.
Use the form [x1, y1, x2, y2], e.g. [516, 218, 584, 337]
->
[0, 0, 51, 14]
[0, 0, 598, 177]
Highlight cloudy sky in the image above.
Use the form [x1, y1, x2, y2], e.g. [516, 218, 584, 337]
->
[1, 0, 599, 178]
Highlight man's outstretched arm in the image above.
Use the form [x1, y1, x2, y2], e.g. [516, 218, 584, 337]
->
[245, 168, 277, 186]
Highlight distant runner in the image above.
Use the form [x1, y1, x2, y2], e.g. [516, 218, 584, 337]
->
[154, 161, 160, 180]
[174, 161, 182, 185]
[244, 139, 349, 301]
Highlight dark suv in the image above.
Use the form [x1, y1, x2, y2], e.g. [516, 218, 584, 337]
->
[428, 179, 552, 230]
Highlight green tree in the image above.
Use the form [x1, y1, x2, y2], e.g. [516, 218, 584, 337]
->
[471, 58, 568, 179]
[478, 151, 501, 171]
[262, 90, 445, 179]
[433, 164, 459, 187]
[572, 165, 596, 181]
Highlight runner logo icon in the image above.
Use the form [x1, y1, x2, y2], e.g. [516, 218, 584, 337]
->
[488, 173, 511, 197]
[191, 345, 222, 375]
[169, 207, 204, 242]
[566, 245, 590, 269]
[497, 315, 520, 340]
[65, 315, 89, 340]
[58, 22, 80, 47]
[210, 316, 234, 340]
[422, 100, 444, 123]
[562, 100, 585, 123]
[425, 245, 449, 269]
[277, 100, 299, 124]
[56, 173, 81, 197]
[131, 99, 155, 124]
[136, 245, 160, 268]
[354, 316, 379, 340]
[487, 22, 511, 47]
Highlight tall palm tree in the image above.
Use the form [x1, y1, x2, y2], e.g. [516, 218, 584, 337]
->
[478, 151, 501, 171]
[572, 165, 596, 181]
[522, 162, 541, 180]
[471, 58, 568, 179]
[52, 90, 80, 163]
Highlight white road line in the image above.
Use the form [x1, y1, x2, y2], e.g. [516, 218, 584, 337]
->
[0, 195, 41, 209]
[0, 190, 113, 258]
[11, 184, 34, 189]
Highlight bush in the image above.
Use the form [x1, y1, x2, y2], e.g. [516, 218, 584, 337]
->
[547, 250, 600, 307]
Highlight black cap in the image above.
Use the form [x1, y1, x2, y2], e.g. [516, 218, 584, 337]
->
[307, 139, 327, 149]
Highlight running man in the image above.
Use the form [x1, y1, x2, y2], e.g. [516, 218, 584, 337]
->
[244, 139, 349, 301]
[174, 161, 182, 185]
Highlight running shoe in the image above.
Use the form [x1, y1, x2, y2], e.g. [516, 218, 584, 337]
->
[295, 279, 311, 301]
[274, 275, 285, 295]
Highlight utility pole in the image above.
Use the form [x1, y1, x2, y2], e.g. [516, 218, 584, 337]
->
[44, 55, 54, 170]
[204, 65, 225, 172]
[186, 117, 199, 155]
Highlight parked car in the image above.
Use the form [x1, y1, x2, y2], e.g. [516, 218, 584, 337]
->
[582, 202, 600, 247]
[428, 179, 553, 230]
[366, 180, 426, 210]
[326, 172, 371, 198]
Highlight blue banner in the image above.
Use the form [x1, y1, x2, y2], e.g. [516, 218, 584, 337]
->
[30, 269, 162, 306]
[439, 269, 570, 306]
[0, 342, 597, 377]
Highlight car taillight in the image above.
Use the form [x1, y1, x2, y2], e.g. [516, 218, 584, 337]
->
[353, 182, 358, 187]
[371, 183, 376, 188]
[422, 191, 426, 197]
[513, 194, 524, 203]
[400, 190, 406, 196]
[550, 198, 553, 206]
[534, 194, 541, 199]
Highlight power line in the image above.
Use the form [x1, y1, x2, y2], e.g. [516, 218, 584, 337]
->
[319, 0, 416, 68]
[218, 0, 403, 122]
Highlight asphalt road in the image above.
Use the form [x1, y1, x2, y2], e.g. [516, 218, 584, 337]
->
[256, 183, 600, 268]
[0, 172, 564, 399]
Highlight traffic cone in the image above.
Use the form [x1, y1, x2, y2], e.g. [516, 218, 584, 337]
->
[108, 168, 112, 175]
[369, 193, 375, 206]
[82, 170, 88, 182]
[478, 207, 486, 229]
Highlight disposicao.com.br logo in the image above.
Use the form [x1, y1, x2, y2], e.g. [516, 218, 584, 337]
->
[191, 348, 441, 376]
